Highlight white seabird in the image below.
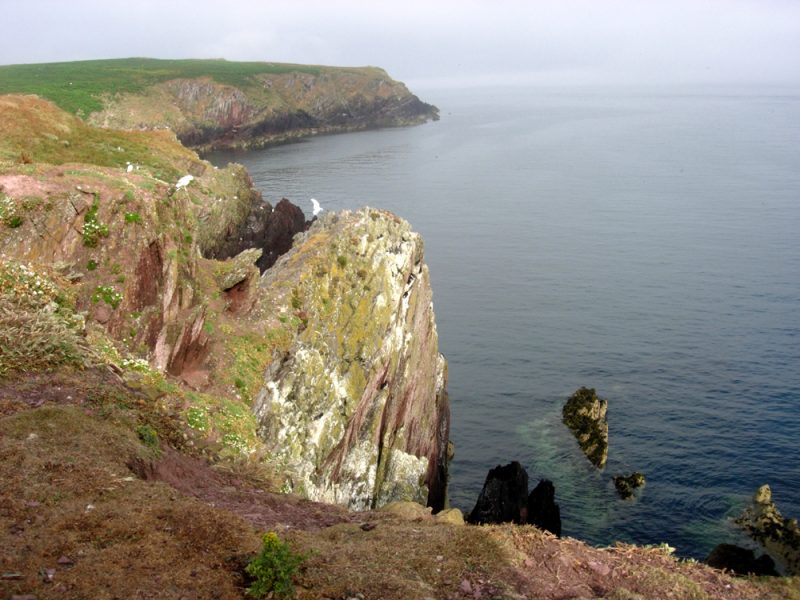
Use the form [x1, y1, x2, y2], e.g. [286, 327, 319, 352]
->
[126, 162, 134, 173]
[310, 198, 322, 217]
[175, 174, 194, 189]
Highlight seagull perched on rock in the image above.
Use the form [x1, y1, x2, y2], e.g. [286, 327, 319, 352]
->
[175, 174, 194, 189]
[310, 198, 323, 217]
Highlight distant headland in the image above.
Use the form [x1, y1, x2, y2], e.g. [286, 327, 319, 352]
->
[0, 57, 439, 151]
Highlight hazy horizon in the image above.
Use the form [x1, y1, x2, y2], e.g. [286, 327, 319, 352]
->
[3, 0, 800, 89]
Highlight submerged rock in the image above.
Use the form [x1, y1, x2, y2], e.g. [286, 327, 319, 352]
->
[528, 479, 562, 537]
[562, 387, 608, 468]
[736, 484, 800, 575]
[613, 472, 646, 500]
[253, 209, 450, 511]
[706, 543, 778, 577]
[467, 462, 529, 525]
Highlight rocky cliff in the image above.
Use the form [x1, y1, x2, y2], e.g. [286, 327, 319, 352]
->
[0, 94, 448, 510]
[251, 209, 450, 511]
[0, 59, 439, 151]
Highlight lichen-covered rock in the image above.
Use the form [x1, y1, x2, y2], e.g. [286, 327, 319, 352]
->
[252, 209, 450, 511]
[215, 248, 263, 291]
[562, 387, 609, 468]
[736, 484, 800, 575]
[435, 508, 465, 526]
[613, 472, 646, 500]
[380, 501, 433, 521]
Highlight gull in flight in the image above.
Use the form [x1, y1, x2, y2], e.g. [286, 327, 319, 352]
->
[310, 198, 323, 217]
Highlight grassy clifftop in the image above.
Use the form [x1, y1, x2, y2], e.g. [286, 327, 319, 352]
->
[0, 58, 344, 116]
[0, 58, 439, 149]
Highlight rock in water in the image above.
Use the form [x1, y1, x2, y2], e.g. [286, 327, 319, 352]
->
[467, 462, 529, 525]
[706, 544, 778, 576]
[613, 472, 646, 500]
[528, 479, 561, 537]
[253, 209, 450, 511]
[562, 387, 608, 468]
[736, 484, 800, 575]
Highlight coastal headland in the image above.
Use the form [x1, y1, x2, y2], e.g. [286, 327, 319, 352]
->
[0, 59, 796, 598]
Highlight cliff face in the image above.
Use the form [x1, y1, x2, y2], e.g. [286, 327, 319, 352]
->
[1, 95, 449, 511]
[87, 67, 439, 150]
[252, 209, 450, 511]
[0, 95, 261, 378]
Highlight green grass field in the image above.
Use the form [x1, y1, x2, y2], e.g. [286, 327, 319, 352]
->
[0, 57, 327, 116]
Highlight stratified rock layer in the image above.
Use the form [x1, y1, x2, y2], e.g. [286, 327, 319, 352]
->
[736, 484, 800, 575]
[562, 387, 609, 468]
[252, 209, 450, 511]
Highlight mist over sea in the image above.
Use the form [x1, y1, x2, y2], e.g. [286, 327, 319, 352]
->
[208, 84, 800, 559]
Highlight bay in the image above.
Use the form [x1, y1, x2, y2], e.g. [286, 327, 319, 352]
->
[208, 84, 800, 559]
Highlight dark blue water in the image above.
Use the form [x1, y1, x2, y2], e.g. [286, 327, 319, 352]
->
[208, 85, 800, 560]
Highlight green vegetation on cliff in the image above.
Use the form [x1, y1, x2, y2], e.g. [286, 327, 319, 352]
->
[0, 58, 439, 150]
[0, 58, 326, 116]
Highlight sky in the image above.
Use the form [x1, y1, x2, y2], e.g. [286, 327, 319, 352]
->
[3, 0, 800, 88]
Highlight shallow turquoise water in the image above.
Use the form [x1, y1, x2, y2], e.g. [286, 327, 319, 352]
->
[208, 85, 800, 559]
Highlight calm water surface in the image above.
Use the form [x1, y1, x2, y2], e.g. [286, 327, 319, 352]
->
[208, 85, 800, 559]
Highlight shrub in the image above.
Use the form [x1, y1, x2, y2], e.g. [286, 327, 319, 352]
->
[0, 297, 89, 378]
[245, 532, 305, 599]
[136, 424, 160, 455]
[92, 285, 122, 309]
[124, 211, 142, 224]
[1, 193, 21, 227]
[82, 196, 109, 247]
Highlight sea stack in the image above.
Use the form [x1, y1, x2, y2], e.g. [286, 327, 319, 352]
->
[562, 387, 609, 468]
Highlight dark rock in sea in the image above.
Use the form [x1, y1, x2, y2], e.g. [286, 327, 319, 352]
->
[562, 387, 608, 468]
[613, 472, 646, 500]
[467, 461, 529, 525]
[706, 543, 778, 576]
[528, 479, 561, 537]
[736, 484, 800, 575]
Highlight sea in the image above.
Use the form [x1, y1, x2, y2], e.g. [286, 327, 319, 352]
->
[207, 84, 800, 560]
